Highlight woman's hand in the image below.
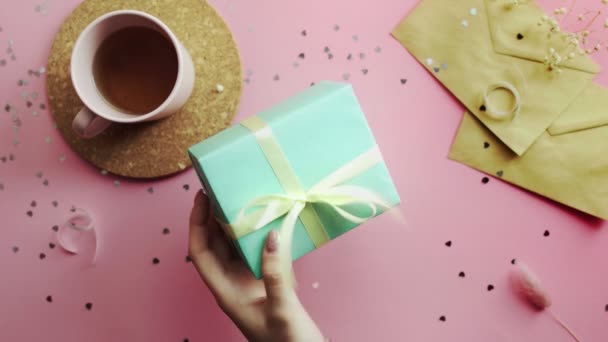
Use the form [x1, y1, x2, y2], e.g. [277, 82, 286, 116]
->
[188, 190, 325, 342]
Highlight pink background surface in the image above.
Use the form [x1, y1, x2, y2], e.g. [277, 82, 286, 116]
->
[1, 0, 608, 341]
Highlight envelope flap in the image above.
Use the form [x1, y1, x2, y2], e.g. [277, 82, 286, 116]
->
[548, 83, 608, 135]
[485, 0, 600, 74]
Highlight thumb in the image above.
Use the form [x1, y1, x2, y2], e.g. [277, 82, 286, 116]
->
[262, 230, 294, 305]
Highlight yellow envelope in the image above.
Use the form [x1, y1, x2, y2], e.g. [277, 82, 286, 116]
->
[450, 83, 608, 219]
[393, 0, 608, 219]
[392, 0, 599, 156]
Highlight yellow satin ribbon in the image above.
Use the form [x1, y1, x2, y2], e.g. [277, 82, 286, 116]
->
[230, 116, 392, 253]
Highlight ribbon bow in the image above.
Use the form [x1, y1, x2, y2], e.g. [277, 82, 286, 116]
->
[229, 146, 393, 247]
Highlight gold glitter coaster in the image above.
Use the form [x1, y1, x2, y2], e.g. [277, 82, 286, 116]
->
[47, 0, 242, 179]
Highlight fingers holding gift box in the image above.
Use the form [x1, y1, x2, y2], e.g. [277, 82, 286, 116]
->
[189, 82, 401, 278]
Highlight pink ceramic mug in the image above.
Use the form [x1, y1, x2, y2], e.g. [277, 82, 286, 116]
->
[70, 10, 195, 138]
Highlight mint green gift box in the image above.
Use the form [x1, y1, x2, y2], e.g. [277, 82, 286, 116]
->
[188, 82, 400, 278]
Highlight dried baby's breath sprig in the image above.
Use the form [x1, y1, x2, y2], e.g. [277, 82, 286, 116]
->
[577, 10, 603, 33]
[544, 47, 565, 73]
[506, 0, 529, 9]
[536, 1, 608, 72]
[538, 15, 562, 37]
[554, 7, 569, 15]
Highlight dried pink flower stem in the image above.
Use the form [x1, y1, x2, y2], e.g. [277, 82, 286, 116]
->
[548, 311, 582, 342]
[512, 263, 582, 342]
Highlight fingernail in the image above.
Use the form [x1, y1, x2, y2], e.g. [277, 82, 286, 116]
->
[266, 230, 279, 254]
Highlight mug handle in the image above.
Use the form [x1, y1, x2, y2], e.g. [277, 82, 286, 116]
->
[72, 107, 112, 138]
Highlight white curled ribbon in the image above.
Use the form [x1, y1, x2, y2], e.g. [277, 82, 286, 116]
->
[483, 82, 522, 121]
[483, 65, 528, 122]
[57, 207, 98, 263]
